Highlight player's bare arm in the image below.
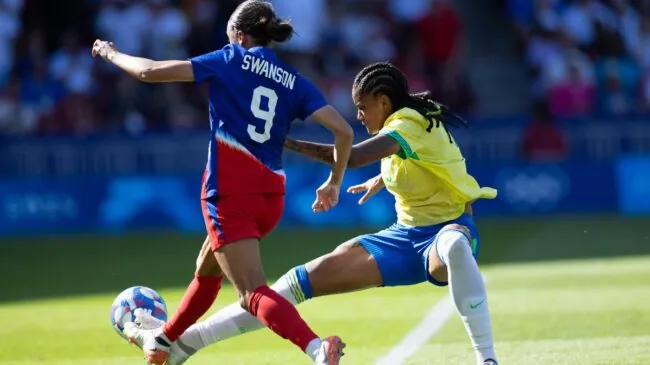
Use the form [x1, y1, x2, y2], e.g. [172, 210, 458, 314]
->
[91, 39, 194, 83]
[284, 134, 401, 169]
[308, 106, 353, 185]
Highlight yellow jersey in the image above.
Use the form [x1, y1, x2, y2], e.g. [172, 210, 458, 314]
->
[379, 107, 497, 227]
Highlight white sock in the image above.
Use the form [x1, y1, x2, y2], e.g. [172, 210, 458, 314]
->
[437, 229, 497, 364]
[305, 338, 322, 361]
[177, 270, 308, 353]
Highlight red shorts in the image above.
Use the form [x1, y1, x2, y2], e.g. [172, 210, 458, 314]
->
[201, 194, 284, 251]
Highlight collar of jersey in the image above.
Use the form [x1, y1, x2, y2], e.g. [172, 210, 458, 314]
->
[382, 107, 424, 129]
[247, 46, 274, 57]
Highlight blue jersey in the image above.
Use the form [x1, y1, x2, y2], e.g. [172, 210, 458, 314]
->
[190, 44, 327, 197]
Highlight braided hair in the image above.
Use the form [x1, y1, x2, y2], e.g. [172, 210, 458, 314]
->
[352, 62, 468, 143]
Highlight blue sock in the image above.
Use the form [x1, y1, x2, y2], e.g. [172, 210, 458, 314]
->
[285, 265, 313, 303]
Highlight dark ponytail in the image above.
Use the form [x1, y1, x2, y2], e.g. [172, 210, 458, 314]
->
[265, 18, 294, 42]
[353, 62, 468, 143]
[230, 0, 294, 46]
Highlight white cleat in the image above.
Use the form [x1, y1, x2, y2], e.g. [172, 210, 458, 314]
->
[131, 308, 193, 365]
[314, 336, 346, 365]
[123, 322, 170, 365]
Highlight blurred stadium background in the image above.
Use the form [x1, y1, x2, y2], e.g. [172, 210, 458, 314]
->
[1, 0, 650, 364]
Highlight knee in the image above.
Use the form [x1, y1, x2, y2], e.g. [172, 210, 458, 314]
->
[306, 245, 346, 276]
[237, 292, 252, 312]
[195, 255, 222, 277]
[195, 240, 222, 277]
[237, 285, 269, 313]
[436, 225, 472, 264]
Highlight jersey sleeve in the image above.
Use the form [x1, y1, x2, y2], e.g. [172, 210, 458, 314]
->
[190, 44, 238, 84]
[296, 76, 328, 120]
[379, 118, 425, 160]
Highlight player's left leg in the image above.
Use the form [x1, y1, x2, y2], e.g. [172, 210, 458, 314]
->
[209, 194, 344, 364]
[427, 223, 498, 365]
[124, 235, 224, 365]
[161, 235, 224, 339]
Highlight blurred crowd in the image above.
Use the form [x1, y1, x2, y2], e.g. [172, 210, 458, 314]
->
[507, 0, 650, 117]
[0, 0, 472, 136]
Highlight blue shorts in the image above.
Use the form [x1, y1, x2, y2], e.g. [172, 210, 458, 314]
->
[357, 214, 479, 287]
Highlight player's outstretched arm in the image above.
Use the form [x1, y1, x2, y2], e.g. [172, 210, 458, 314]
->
[91, 39, 194, 83]
[308, 106, 353, 185]
[284, 134, 401, 169]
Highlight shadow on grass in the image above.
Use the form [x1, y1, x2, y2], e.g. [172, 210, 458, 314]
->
[1, 215, 649, 303]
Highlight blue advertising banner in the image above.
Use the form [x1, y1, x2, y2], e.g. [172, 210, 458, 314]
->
[616, 156, 650, 214]
[469, 161, 618, 216]
[0, 161, 619, 236]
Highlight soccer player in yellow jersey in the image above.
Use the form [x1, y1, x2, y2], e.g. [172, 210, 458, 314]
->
[135, 62, 499, 365]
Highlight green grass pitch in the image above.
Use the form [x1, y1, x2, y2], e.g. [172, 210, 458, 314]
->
[1, 215, 649, 364]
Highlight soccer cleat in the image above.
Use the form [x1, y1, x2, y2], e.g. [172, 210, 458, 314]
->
[314, 336, 346, 365]
[483, 359, 498, 365]
[132, 308, 193, 365]
[123, 322, 170, 365]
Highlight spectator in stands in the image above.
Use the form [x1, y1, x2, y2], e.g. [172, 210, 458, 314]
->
[48, 31, 95, 95]
[40, 92, 97, 136]
[20, 59, 64, 123]
[549, 62, 595, 117]
[639, 70, 650, 113]
[560, 0, 599, 52]
[271, 0, 327, 74]
[145, 0, 190, 60]
[183, 0, 221, 56]
[416, 0, 474, 110]
[102, 74, 147, 134]
[1, 0, 486, 137]
[388, 0, 431, 52]
[610, 0, 639, 57]
[535, 0, 562, 33]
[533, 32, 596, 101]
[507, 0, 535, 45]
[14, 30, 47, 80]
[0, 77, 38, 135]
[338, 3, 395, 65]
[95, 0, 150, 57]
[597, 59, 635, 116]
[629, 15, 650, 70]
[0, 0, 22, 88]
[522, 102, 568, 162]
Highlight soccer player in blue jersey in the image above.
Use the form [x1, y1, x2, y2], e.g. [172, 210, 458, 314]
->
[135, 62, 499, 365]
[92, 1, 353, 364]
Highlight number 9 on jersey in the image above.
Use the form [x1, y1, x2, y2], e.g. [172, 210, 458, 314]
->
[248, 86, 278, 144]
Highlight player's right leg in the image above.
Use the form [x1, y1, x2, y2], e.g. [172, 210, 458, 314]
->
[167, 226, 423, 364]
[199, 193, 345, 364]
[214, 236, 346, 364]
[427, 223, 498, 365]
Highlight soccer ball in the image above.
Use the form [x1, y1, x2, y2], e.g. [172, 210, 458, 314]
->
[110, 286, 168, 339]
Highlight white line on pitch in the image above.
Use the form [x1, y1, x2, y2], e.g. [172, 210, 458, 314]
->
[374, 295, 455, 365]
[375, 275, 488, 365]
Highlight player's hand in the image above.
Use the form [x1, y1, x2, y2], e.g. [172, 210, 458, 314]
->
[313, 180, 340, 213]
[91, 39, 117, 60]
[347, 175, 384, 204]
